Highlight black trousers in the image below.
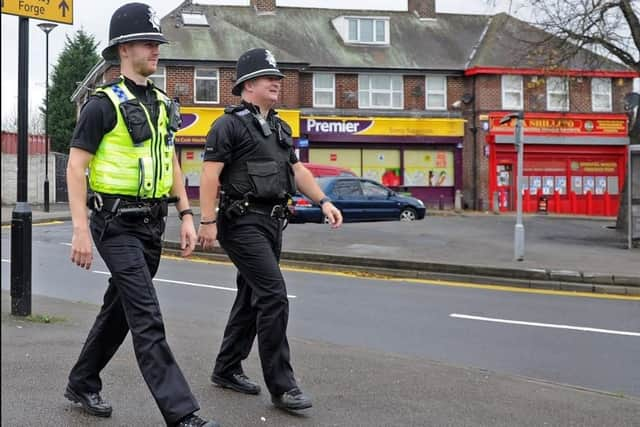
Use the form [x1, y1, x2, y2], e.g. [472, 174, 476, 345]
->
[67, 211, 199, 425]
[214, 213, 297, 396]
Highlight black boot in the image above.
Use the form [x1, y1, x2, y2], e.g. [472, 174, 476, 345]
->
[64, 384, 113, 417]
[271, 387, 312, 410]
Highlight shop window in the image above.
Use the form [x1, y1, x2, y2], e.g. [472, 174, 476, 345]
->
[194, 68, 219, 103]
[309, 148, 362, 175]
[425, 76, 446, 110]
[358, 74, 403, 109]
[547, 77, 569, 111]
[591, 78, 612, 112]
[313, 73, 335, 108]
[149, 66, 166, 92]
[363, 149, 400, 185]
[607, 177, 619, 195]
[180, 149, 205, 186]
[542, 176, 555, 195]
[529, 176, 542, 194]
[572, 176, 583, 195]
[403, 149, 454, 187]
[583, 176, 595, 194]
[501, 75, 523, 110]
[555, 176, 567, 195]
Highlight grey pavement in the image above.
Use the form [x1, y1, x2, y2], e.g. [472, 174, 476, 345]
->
[3, 291, 640, 427]
[3, 202, 639, 291]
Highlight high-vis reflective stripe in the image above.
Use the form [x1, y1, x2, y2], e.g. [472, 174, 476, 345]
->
[89, 79, 174, 198]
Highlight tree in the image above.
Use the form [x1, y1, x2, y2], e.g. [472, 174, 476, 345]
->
[47, 29, 100, 153]
[526, 0, 639, 72]
[1, 104, 44, 134]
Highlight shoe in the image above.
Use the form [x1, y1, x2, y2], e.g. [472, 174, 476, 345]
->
[64, 384, 113, 417]
[271, 387, 312, 410]
[175, 414, 220, 427]
[211, 372, 261, 395]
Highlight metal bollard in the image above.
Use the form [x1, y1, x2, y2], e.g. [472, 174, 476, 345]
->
[439, 194, 444, 210]
[454, 190, 463, 212]
[493, 191, 500, 214]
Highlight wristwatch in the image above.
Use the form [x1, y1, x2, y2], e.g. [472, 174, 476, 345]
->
[319, 197, 332, 206]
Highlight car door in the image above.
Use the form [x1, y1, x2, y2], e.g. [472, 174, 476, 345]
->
[361, 180, 400, 220]
[329, 179, 365, 221]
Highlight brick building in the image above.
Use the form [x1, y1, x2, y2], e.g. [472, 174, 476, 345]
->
[72, 0, 638, 214]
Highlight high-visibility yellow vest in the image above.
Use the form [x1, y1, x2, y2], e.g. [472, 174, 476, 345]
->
[88, 78, 174, 198]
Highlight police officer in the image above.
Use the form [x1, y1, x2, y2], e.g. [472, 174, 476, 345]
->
[65, 3, 219, 426]
[198, 48, 343, 411]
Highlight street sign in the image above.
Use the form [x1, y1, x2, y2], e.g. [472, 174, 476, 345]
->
[2, 0, 73, 25]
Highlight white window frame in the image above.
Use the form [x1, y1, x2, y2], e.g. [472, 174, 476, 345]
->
[312, 73, 335, 108]
[546, 77, 569, 111]
[194, 67, 219, 104]
[345, 17, 389, 45]
[501, 75, 523, 110]
[358, 74, 403, 110]
[591, 77, 612, 112]
[425, 75, 447, 110]
[149, 65, 166, 92]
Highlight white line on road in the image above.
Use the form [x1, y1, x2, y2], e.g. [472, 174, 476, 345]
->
[92, 270, 297, 299]
[1, 259, 9, 263]
[450, 313, 640, 337]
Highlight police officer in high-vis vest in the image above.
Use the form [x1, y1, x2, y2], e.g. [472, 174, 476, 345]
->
[198, 48, 343, 411]
[65, 3, 219, 426]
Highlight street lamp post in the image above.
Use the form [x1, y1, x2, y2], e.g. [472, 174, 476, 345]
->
[500, 111, 525, 261]
[37, 22, 58, 212]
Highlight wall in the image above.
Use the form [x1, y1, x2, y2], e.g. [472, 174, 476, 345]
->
[2, 154, 56, 205]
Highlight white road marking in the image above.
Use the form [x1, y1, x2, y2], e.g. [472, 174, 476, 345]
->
[60, 242, 71, 246]
[450, 313, 640, 337]
[92, 270, 297, 299]
[1, 259, 10, 263]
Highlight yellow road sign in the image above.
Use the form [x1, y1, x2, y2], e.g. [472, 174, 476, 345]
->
[2, 0, 73, 25]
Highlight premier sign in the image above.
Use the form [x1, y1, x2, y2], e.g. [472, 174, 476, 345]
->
[304, 118, 373, 135]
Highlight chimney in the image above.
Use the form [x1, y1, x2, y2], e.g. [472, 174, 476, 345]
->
[408, 0, 436, 19]
[251, 0, 276, 14]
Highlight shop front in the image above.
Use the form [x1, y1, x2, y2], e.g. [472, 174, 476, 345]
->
[299, 115, 465, 207]
[487, 112, 629, 216]
[175, 106, 300, 198]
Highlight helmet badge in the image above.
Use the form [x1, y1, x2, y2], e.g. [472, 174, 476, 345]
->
[265, 50, 277, 68]
[147, 6, 161, 31]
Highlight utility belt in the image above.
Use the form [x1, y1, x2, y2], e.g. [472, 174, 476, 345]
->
[220, 192, 289, 220]
[88, 192, 179, 219]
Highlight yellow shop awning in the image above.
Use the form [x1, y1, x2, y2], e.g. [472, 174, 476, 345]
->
[177, 107, 300, 143]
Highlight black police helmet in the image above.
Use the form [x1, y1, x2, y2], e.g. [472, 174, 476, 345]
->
[102, 2, 168, 61]
[232, 48, 285, 96]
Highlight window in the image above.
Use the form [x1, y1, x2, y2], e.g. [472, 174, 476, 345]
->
[149, 66, 166, 92]
[425, 76, 446, 110]
[592, 78, 612, 112]
[358, 74, 403, 109]
[194, 68, 219, 103]
[346, 17, 388, 44]
[331, 180, 363, 198]
[501, 75, 523, 110]
[362, 181, 389, 197]
[182, 12, 208, 26]
[547, 77, 569, 111]
[313, 73, 335, 108]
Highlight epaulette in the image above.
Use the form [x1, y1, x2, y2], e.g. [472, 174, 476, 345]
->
[224, 105, 249, 115]
[96, 76, 124, 89]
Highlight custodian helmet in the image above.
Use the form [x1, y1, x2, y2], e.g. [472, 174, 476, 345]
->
[232, 48, 285, 96]
[102, 2, 168, 61]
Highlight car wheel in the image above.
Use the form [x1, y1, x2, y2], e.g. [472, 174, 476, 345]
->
[399, 207, 417, 221]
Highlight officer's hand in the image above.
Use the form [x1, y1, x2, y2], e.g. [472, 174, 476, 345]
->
[180, 216, 198, 257]
[70, 228, 93, 270]
[198, 222, 218, 250]
[322, 202, 342, 229]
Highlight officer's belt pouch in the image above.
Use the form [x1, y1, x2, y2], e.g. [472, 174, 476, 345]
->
[119, 100, 152, 145]
[247, 160, 282, 199]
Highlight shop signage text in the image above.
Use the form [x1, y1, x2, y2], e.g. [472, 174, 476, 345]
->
[489, 113, 627, 136]
[304, 119, 373, 135]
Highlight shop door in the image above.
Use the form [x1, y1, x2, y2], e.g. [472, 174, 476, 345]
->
[496, 164, 513, 210]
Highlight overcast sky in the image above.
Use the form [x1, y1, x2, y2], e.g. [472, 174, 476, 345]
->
[0, 0, 531, 124]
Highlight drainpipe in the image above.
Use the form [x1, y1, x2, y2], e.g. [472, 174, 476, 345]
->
[471, 75, 478, 210]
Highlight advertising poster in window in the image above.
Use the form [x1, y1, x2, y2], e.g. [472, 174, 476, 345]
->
[555, 176, 567, 195]
[572, 176, 583, 195]
[607, 176, 619, 195]
[362, 149, 400, 186]
[529, 176, 542, 194]
[180, 149, 204, 186]
[542, 176, 554, 195]
[595, 176, 607, 195]
[403, 150, 454, 186]
[309, 148, 362, 175]
[583, 176, 595, 194]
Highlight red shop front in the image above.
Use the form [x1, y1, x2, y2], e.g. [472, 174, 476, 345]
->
[487, 112, 629, 216]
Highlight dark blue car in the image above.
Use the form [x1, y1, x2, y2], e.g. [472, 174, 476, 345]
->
[288, 177, 426, 223]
